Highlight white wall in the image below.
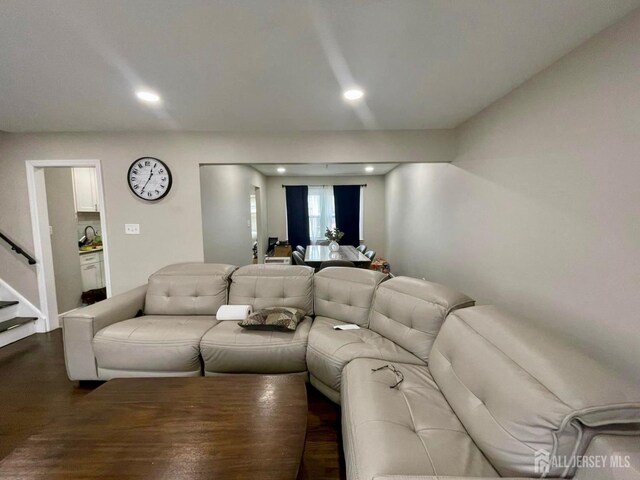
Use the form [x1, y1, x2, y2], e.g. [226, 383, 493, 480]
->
[0, 130, 454, 307]
[266, 175, 386, 257]
[200, 165, 267, 266]
[44, 168, 83, 313]
[386, 10, 640, 379]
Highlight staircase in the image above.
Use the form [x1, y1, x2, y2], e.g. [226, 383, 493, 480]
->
[0, 301, 37, 333]
[0, 282, 42, 348]
[0, 229, 44, 347]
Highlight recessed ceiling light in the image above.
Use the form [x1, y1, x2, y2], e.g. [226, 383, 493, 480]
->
[343, 88, 364, 101]
[277, 167, 286, 173]
[135, 90, 161, 103]
[365, 166, 375, 172]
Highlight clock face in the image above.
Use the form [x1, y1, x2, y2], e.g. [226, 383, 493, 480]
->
[127, 157, 172, 201]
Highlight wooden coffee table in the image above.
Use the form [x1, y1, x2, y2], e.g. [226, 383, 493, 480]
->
[0, 375, 308, 479]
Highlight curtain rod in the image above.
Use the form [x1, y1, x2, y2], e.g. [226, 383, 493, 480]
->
[282, 184, 367, 188]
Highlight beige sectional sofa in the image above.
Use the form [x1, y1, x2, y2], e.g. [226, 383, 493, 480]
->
[62, 262, 640, 479]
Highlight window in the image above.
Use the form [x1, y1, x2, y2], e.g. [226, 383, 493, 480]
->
[285, 185, 365, 244]
[308, 186, 335, 242]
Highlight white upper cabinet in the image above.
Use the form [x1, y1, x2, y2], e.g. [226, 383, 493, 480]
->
[72, 168, 99, 212]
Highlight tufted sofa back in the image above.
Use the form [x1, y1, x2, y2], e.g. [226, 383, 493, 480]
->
[430, 305, 640, 477]
[314, 267, 386, 326]
[368, 276, 474, 363]
[145, 263, 236, 316]
[229, 264, 314, 315]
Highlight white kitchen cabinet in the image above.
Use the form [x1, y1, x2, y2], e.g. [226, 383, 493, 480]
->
[80, 251, 105, 291]
[72, 168, 100, 212]
[80, 263, 101, 291]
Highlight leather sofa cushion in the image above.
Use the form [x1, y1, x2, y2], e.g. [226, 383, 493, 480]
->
[369, 277, 474, 363]
[307, 316, 424, 395]
[145, 263, 236, 316]
[229, 264, 314, 315]
[93, 316, 217, 376]
[342, 358, 498, 480]
[430, 306, 640, 478]
[314, 267, 386, 326]
[569, 435, 640, 480]
[200, 317, 312, 374]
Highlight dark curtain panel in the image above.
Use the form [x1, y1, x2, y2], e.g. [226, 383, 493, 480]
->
[285, 186, 310, 248]
[333, 185, 361, 247]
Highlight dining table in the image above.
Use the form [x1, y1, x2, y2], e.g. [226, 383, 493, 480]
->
[304, 245, 371, 269]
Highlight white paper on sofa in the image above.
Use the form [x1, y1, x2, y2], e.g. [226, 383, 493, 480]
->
[333, 324, 361, 330]
[216, 305, 253, 320]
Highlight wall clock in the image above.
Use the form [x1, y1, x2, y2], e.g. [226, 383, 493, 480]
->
[127, 157, 172, 201]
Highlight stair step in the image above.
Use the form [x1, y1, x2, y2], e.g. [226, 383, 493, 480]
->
[0, 317, 37, 333]
[0, 301, 19, 310]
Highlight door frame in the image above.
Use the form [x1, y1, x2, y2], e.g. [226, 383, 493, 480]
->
[251, 185, 265, 263]
[25, 159, 112, 332]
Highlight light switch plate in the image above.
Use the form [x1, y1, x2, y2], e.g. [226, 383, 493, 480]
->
[125, 224, 140, 235]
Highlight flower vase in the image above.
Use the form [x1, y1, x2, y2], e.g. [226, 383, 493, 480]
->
[329, 240, 340, 252]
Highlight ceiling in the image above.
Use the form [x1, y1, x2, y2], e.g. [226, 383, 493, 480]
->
[251, 163, 397, 177]
[0, 0, 638, 133]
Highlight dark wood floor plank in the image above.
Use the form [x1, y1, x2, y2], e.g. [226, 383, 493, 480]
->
[1, 375, 308, 479]
[0, 330, 345, 479]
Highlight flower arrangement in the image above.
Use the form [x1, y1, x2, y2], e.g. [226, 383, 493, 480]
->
[324, 227, 344, 243]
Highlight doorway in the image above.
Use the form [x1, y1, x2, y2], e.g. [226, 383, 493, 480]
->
[26, 160, 111, 331]
[250, 186, 264, 263]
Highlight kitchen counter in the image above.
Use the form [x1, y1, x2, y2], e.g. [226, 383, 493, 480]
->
[79, 247, 103, 255]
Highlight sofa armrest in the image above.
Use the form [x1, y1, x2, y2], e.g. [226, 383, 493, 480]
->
[62, 285, 147, 381]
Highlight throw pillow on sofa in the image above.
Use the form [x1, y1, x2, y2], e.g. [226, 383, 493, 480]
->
[239, 307, 305, 332]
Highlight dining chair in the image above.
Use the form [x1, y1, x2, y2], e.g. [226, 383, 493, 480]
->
[296, 245, 306, 256]
[364, 250, 376, 260]
[266, 237, 278, 255]
[292, 251, 307, 266]
[356, 244, 367, 254]
[319, 260, 355, 270]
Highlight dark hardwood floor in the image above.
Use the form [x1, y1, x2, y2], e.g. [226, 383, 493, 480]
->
[0, 330, 346, 479]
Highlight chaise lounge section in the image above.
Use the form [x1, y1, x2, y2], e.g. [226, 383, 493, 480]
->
[342, 305, 640, 479]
